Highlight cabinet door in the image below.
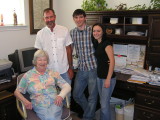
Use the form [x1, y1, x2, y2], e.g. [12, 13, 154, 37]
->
[147, 15, 160, 68]
[86, 15, 101, 26]
[134, 106, 160, 120]
[135, 93, 160, 110]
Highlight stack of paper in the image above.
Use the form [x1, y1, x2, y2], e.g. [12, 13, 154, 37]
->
[132, 67, 151, 77]
[114, 64, 153, 84]
[128, 74, 151, 84]
[127, 68, 152, 84]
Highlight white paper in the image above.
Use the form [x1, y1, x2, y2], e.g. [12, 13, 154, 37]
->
[114, 44, 145, 69]
[127, 44, 140, 62]
[113, 44, 128, 56]
[115, 56, 127, 67]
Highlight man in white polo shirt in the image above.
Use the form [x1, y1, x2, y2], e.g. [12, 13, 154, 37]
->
[34, 8, 74, 90]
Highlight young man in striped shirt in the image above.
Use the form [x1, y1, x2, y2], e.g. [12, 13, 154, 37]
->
[70, 9, 98, 120]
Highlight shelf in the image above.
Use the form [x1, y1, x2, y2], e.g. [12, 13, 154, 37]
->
[104, 24, 148, 26]
[104, 23, 124, 26]
[106, 34, 147, 40]
[125, 24, 148, 26]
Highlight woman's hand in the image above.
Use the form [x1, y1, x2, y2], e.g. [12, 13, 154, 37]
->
[54, 96, 63, 106]
[14, 90, 32, 110]
[104, 79, 110, 88]
[24, 100, 32, 110]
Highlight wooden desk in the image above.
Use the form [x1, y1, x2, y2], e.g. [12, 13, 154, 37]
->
[0, 77, 21, 120]
[113, 72, 160, 120]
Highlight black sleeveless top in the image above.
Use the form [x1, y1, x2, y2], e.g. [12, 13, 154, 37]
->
[95, 40, 116, 79]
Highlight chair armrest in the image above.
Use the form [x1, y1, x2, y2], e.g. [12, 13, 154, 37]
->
[16, 98, 27, 119]
[65, 95, 70, 109]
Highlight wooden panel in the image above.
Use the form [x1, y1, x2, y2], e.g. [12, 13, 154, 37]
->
[148, 53, 160, 67]
[150, 46, 160, 53]
[86, 15, 101, 26]
[147, 15, 160, 68]
[150, 16, 160, 39]
[150, 40, 160, 46]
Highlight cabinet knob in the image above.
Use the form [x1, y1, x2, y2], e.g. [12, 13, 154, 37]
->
[148, 39, 150, 47]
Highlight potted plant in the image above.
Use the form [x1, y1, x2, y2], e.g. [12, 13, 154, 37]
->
[81, 0, 160, 11]
[81, 0, 108, 11]
[149, 0, 160, 9]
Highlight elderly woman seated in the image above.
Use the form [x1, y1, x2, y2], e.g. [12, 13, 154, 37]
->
[14, 50, 71, 120]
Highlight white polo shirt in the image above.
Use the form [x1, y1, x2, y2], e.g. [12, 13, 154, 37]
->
[34, 25, 73, 74]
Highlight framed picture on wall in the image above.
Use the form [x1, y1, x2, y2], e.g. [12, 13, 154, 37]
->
[29, 0, 53, 34]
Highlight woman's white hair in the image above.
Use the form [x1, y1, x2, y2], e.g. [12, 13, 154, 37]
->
[32, 49, 49, 66]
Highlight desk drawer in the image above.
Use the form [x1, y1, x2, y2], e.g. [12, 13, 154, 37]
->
[137, 87, 160, 98]
[134, 106, 160, 120]
[135, 93, 160, 110]
[116, 81, 136, 91]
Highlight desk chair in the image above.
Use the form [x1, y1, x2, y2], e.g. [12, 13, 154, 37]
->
[16, 73, 72, 120]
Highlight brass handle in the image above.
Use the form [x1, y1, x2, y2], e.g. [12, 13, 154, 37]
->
[143, 112, 153, 119]
[144, 99, 154, 105]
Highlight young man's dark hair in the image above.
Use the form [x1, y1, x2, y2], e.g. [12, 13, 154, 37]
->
[72, 9, 86, 17]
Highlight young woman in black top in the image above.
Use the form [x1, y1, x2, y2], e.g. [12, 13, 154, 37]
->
[92, 23, 116, 120]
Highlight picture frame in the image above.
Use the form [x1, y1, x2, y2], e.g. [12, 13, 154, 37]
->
[29, 0, 53, 34]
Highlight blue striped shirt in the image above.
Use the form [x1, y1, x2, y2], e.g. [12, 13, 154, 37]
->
[70, 25, 97, 71]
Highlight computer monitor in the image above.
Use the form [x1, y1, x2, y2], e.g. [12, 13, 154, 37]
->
[18, 47, 37, 73]
[8, 47, 37, 74]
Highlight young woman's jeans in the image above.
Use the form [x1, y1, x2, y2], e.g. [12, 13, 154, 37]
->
[73, 68, 98, 120]
[97, 77, 116, 120]
[33, 103, 62, 120]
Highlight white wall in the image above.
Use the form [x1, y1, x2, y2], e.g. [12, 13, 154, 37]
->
[0, 0, 36, 59]
[0, 0, 151, 59]
[54, 0, 84, 30]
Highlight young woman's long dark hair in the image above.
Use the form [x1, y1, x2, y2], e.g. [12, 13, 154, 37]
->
[91, 23, 107, 49]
